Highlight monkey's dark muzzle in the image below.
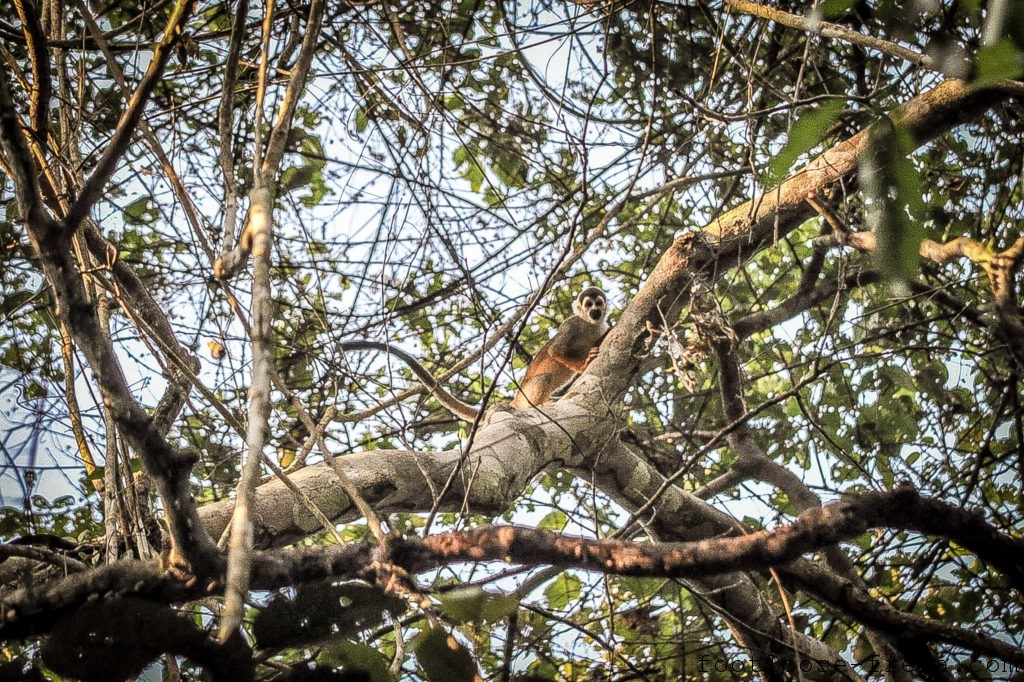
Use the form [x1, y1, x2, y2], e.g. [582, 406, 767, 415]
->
[589, 310, 602, 321]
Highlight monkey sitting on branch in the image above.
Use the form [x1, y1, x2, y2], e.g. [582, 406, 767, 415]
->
[339, 286, 610, 421]
[511, 286, 608, 410]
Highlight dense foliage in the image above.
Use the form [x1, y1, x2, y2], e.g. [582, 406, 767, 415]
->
[1, 0, 1023, 680]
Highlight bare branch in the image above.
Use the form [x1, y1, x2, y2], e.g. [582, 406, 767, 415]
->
[64, 0, 197, 234]
[725, 0, 935, 70]
[217, 0, 249, 257]
[222, 0, 327, 642]
[0, 66, 54, 237]
[260, 0, 324, 177]
[3, 490, 1022, 667]
[12, 0, 50, 142]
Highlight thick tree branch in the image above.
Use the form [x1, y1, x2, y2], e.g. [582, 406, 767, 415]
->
[3, 489, 1021, 669]
[707, 81, 1013, 258]
[407, 490, 1024, 594]
[578, 79, 1015, 412]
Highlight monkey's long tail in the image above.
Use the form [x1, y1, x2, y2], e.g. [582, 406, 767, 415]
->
[337, 341, 480, 422]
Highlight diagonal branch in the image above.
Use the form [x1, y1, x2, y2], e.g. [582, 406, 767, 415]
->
[0, 64, 219, 578]
[64, 0, 196, 234]
[707, 325, 919, 674]
[217, 0, 249, 258]
[0, 66, 51, 237]
[725, 0, 934, 70]
[580, 79, 1016, 412]
[260, 0, 323, 178]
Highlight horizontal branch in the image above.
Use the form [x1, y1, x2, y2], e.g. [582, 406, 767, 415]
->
[408, 488, 1024, 592]
[2, 488, 1021, 666]
[732, 268, 880, 338]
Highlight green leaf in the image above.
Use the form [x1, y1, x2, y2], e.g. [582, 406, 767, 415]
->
[862, 119, 925, 282]
[783, 396, 801, 418]
[123, 196, 159, 226]
[768, 100, 845, 182]
[537, 509, 568, 531]
[439, 586, 518, 624]
[878, 365, 916, 393]
[320, 640, 394, 682]
[820, 0, 856, 19]
[23, 380, 46, 399]
[618, 576, 668, 601]
[974, 39, 1024, 86]
[463, 161, 485, 193]
[544, 573, 581, 611]
[478, 593, 520, 623]
[355, 106, 370, 133]
[0, 289, 33, 319]
[413, 626, 478, 682]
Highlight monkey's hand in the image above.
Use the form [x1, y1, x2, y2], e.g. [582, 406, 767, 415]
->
[585, 346, 600, 364]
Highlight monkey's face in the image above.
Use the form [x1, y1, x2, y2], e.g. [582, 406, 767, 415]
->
[575, 288, 607, 324]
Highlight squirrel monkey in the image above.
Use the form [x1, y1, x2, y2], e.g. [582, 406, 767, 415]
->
[512, 286, 609, 410]
[338, 287, 608, 421]
[214, 187, 270, 280]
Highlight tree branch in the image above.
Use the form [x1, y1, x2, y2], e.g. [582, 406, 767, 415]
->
[818, 231, 1024, 366]
[221, 0, 327, 641]
[579, 78, 1015, 413]
[725, 0, 935, 70]
[3, 489, 1021, 668]
[0, 66, 53, 238]
[2, 66, 219, 576]
[64, 0, 196, 234]
[12, 0, 50, 142]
